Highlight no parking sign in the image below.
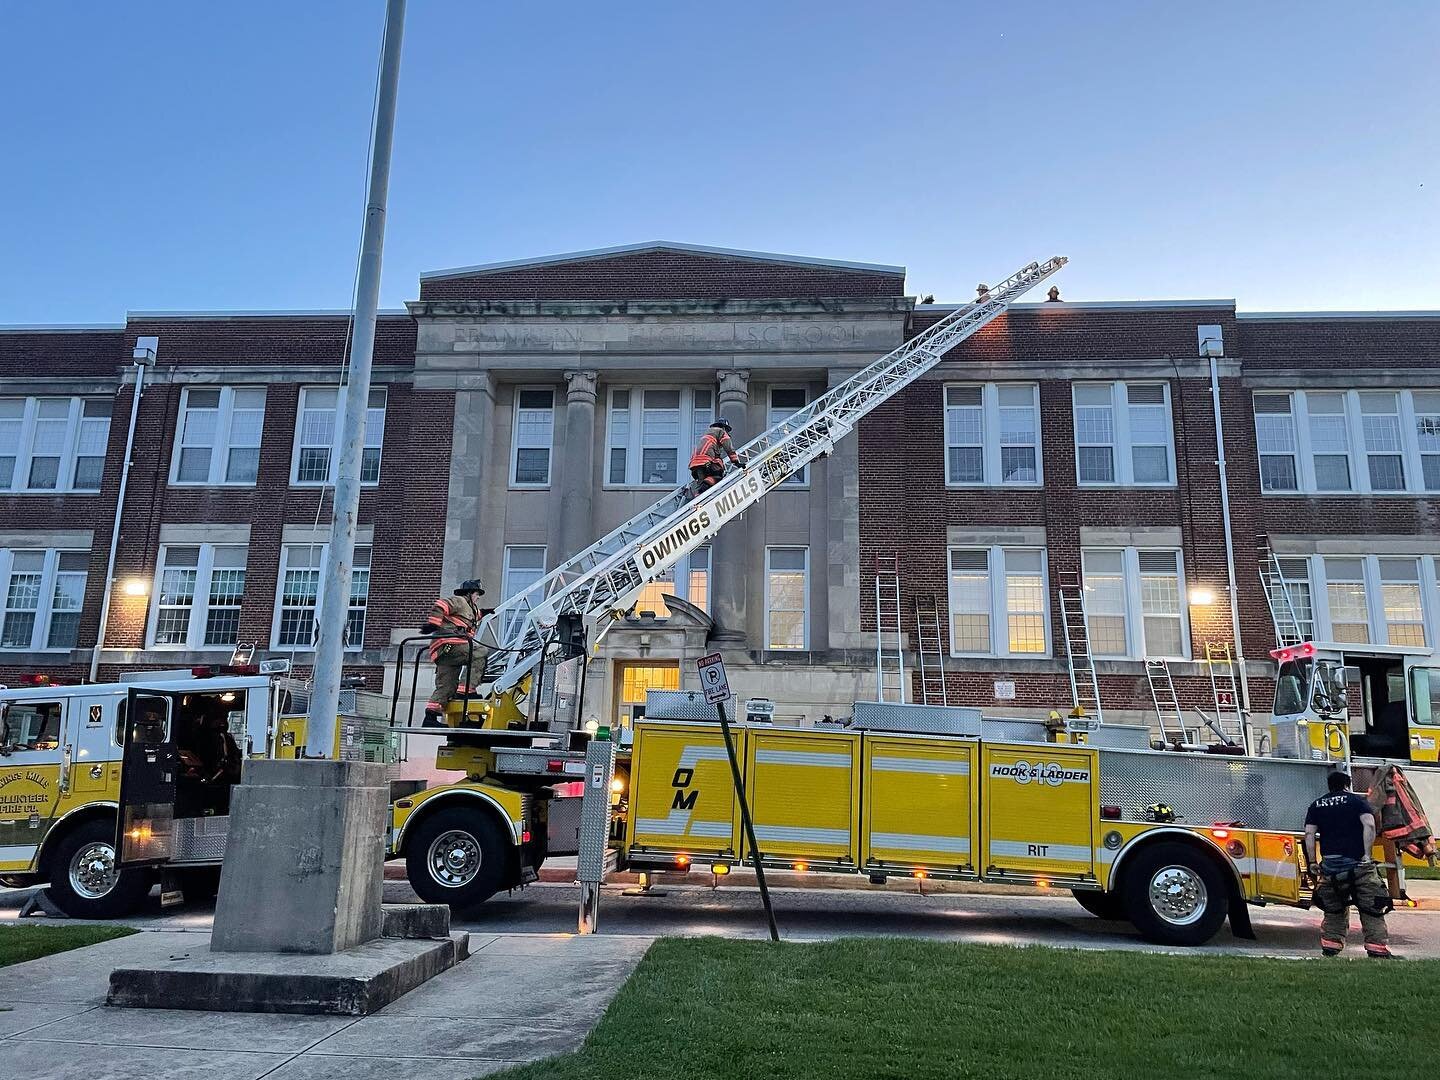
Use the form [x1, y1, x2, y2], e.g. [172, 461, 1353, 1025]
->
[696, 652, 732, 704]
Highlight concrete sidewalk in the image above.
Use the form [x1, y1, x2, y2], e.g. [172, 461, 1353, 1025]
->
[0, 929, 651, 1079]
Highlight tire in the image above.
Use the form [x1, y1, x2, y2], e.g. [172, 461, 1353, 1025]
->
[404, 807, 511, 910]
[1120, 841, 1230, 946]
[43, 819, 153, 919]
[1071, 888, 1126, 920]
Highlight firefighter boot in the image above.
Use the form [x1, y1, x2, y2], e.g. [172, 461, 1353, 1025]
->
[422, 709, 445, 727]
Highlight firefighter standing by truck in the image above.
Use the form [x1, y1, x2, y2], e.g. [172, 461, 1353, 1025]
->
[1304, 770, 1396, 958]
[688, 416, 746, 495]
[421, 579, 489, 726]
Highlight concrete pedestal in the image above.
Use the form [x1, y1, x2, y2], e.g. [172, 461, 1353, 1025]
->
[211, 759, 388, 954]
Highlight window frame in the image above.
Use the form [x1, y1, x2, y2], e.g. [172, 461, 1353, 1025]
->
[169, 386, 267, 487]
[943, 382, 1043, 488]
[945, 545, 1050, 658]
[501, 544, 549, 638]
[270, 543, 371, 652]
[763, 545, 810, 651]
[146, 543, 249, 651]
[289, 386, 387, 489]
[0, 548, 90, 653]
[1254, 388, 1440, 496]
[1289, 553, 1436, 647]
[0, 396, 111, 494]
[767, 385, 810, 487]
[509, 386, 556, 489]
[631, 546, 711, 617]
[1071, 381, 1176, 488]
[603, 386, 714, 490]
[1079, 546, 1191, 660]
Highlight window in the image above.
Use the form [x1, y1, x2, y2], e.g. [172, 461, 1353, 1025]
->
[0, 549, 89, 651]
[0, 397, 110, 493]
[1274, 556, 1317, 642]
[1280, 554, 1434, 647]
[944, 383, 1040, 486]
[501, 545, 547, 638]
[1323, 557, 1370, 643]
[765, 547, 808, 650]
[149, 544, 248, 649]
[606, 387, 713, 487]
[769, 387, 808, 485]
[632, 547, 710, 618]
[0, 700, 61, 753]
[512, 388, 555, 487]
[273, 544, 370, 650]
[1379, 558, 1425, 646]
[1255, 389, 1440, 495]
[616, 662, 680, 728]
[292, 387, 386, 486]
[1080, 547, 1188, 659]
[946, 547, 1048, 657]
[1072, 382, 1173, 486]
[172, 387, 265, 485]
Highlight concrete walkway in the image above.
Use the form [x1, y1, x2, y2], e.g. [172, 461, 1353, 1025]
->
[0, 929, 651, 1079]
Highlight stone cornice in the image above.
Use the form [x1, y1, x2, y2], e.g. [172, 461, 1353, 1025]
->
[406, 297, 912, 319]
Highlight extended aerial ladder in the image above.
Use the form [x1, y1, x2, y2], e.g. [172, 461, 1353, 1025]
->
[424, 256, 1067, 729]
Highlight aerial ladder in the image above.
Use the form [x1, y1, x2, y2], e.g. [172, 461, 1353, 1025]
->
[411, 256, 1068, 732]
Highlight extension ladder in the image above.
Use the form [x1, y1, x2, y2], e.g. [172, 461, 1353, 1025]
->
[913, 594, 949, 706]
[874, 555, 907, 703]
[1057, 571, 1103, 724]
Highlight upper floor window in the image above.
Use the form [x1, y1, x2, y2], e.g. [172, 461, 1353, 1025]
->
[944, 383, 1041, 486]
[511, 389, 555, 487]
[273, 543, 370, 650]
[501, 545, 548, 638]
[764, 546, 809, 651]
[171, 387, 265, 486]
[0, 396, 110, 493]
[292, 387, 386, 487]
[633, 547, 710, 618]
[768, 387, 809, 485]
[1081, 547, 1188, 659]
[1255, 389, 1440, 495]
[947, 546, 1048, 657]
[0, 548, 88, 651]
[1072, 382, 1174, 486]
[606, 387, 712, 488]
[149, 544, 248, 649]
[1277, 554, 1432, 647]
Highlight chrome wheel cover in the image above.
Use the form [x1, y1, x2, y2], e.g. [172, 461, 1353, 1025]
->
[1148, 864, 1207, 926]
[69, 841, 118, 899]
[427, 829, 482, 888]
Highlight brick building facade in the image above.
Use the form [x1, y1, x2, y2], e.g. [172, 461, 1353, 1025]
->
[4, 242, 1440, 749]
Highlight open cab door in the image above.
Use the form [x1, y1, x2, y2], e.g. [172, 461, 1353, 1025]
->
[115, 689, 183, 868]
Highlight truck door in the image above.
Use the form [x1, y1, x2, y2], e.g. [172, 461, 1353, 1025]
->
[981, 745, 1097, 883]
[115, 690, 182, 868]
[0, 695, 68, 873]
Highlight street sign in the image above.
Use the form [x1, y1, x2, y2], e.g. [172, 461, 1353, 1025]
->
[697, 652, 732, 704]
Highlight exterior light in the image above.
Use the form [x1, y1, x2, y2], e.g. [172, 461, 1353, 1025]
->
[121, 578, 149, 597]
[584, 719, 599, 735]
[1188, 586, 1216, 606]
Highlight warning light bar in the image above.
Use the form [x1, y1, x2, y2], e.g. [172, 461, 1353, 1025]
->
[1269, 641, 1317, 663]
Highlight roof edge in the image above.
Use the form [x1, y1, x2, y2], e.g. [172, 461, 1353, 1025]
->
[918, 299, 1236, 312]
[1237, 310, 1440, 321]
[0, 323, 126, 332]
[419, 241, 906, 281]
[125, 308, 412, 320]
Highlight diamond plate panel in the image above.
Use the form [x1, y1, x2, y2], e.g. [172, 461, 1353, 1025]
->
[1097, 749, 1329, 831]
[171, 815, 230, 862]
[851, 701, 983, 736]
[577, 739, 617, 883]
[645, 690, 721, 721]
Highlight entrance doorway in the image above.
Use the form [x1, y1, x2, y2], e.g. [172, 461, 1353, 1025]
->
[613, 661, 680, 732]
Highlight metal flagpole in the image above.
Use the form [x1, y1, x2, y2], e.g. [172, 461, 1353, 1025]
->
[306, 0, 407, 758]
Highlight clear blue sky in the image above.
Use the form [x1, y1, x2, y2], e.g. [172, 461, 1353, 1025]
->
[3, 1, 1436, 323]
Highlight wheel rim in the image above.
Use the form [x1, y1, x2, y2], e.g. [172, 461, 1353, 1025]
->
[69, 841, 118, 900]
[1148, 864, 1207, 926]
[426, 829, 482, 888]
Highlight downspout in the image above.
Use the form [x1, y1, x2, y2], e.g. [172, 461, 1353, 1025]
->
[1208, 350, 1252, 717]
[89, 338, 155, 682]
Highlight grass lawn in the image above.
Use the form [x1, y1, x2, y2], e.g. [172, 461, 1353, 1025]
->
[493, 938, 1440, 1080]
[0, 925, 136, 968]
[1405, 864, 1440, 879]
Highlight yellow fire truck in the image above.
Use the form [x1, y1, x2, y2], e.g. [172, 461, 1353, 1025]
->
[0, 664, 396, 918]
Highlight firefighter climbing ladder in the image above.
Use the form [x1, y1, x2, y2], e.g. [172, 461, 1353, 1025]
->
[1057, 571, 1103, 724]
[1257, 535, 1304, 647]
[1204, 640, 1247, 749]
[874, 554, 907, 703]
[467, 256, 1068, 700]
[913, 593, 949, 706]
[1144, 658, 1188, 745]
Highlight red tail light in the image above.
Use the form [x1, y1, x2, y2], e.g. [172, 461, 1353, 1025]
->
[1269, 641, 1317, 663]
[1100, 805, 1122, 819]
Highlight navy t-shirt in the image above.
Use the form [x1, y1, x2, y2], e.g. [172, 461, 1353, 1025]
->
[1304, 791, 1372, 861]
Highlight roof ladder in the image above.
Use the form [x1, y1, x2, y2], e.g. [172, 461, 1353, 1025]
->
[1144, 658, 1189, 746]
[1204, 640, 1249, 752]
[1057, 571, 1103, 725]
[874, 554, 907, 704]
[1257, 535, 1304, 647]
[913, 593, 949, 706]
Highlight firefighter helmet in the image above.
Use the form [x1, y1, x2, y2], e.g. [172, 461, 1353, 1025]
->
[455, 578, 486, 597]
[713, 417, 733, 432]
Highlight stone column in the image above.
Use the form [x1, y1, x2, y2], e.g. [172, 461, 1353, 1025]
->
[560, 370, 599, 560]
[448, 371, 495, 591]
[710, 369, 750, 645]
[825, 367, 868, 651]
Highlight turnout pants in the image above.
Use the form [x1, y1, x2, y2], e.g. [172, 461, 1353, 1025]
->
[690, 462, 724, 490]
[1315, 860, 1391, 954]
[426, 642, 472, 713]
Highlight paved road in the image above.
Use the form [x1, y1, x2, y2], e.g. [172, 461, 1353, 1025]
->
[8, 879, 1439, 959]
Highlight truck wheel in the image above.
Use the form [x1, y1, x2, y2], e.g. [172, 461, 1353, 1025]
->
[44, 819, 152, 919]
[1121, 842, 1229, 946]
[405, 807, 510, 910]
[1071, 888, 1125, 920]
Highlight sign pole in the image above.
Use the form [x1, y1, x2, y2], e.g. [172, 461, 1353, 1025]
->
[697, 651, 777, 942]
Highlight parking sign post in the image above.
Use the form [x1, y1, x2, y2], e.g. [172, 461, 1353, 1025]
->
[696, 653, 779, 943]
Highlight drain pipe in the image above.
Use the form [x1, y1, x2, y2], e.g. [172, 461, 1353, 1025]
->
[1203, 338, 1251, 717]
[89, 338, 156, 682]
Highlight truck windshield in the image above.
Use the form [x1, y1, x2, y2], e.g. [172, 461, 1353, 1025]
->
[0, 701, 61, 753]
[1273, 660, 1311, 716]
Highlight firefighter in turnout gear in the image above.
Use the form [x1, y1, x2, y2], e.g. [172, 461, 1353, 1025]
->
[1304, 770, 1396, 958]
[688, 416, 745, 495]
[421, 579, 489, 727]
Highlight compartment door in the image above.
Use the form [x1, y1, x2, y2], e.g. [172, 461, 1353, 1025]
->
[862, 736, 976, 873]
[982, 745, 1097, 881]
[746, 731, 859, 864]
[116, 690, 181, 867]
[1254, 832, 1301, 903]
[627, 724, 738, 857]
